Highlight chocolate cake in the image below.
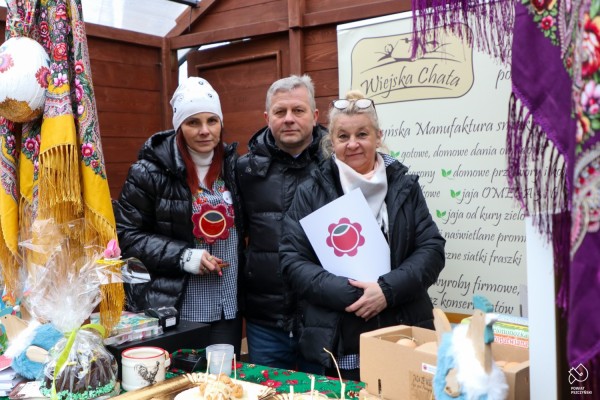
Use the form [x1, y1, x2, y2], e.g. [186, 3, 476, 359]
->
[40, 330, 118, 400]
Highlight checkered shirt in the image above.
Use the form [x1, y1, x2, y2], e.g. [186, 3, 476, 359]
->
[338, 354, 360, 370]
[180, 178, 239, 323]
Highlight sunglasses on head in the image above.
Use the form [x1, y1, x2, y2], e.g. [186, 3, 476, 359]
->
[332, 98, 375, 110]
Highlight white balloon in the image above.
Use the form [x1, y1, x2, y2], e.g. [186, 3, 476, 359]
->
[0, 37, 50, 122]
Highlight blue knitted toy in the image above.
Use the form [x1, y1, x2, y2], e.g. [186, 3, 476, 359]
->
[5, 320, 62, 380]
[433, 296, 508, 400]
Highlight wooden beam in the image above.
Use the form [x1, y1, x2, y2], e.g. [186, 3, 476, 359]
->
[160, 37, 176, 131]
[167, 0, 218, 38]
[303, 0, 410, 27]
[85, 23, 162, 47]
[170, 19, 288, 50]
[287, 0, 304, 29]
[288, 29, 303, 75]
[288, 0, 305, 75]
[190, 51, 282, 75]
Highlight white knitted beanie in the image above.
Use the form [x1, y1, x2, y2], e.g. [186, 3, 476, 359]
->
[170, 76, 223, 131]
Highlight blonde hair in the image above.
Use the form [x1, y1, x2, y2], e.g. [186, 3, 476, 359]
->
[345, 90, 366, 101]
[321, 90, 384, 157]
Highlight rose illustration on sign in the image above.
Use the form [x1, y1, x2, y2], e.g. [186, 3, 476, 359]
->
[192, 203, 234, 244]
[326, 217, 365, 256]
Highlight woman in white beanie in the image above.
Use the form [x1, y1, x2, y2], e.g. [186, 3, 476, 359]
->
[115, 77, 243, 354]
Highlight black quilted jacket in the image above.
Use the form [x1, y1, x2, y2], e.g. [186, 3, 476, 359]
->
[280, 154, 446, 368]
[236, 124, 326, 331]
[114, 130, 243, 311]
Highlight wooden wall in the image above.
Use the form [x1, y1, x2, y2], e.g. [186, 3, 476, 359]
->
[0, 0, 411, 198]
[171, 0, 410, 153]
[86, 34, 165, 198]
[83, 25, 170, 198]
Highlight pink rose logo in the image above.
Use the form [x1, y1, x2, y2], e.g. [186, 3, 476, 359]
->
[326, 217, 365, 257]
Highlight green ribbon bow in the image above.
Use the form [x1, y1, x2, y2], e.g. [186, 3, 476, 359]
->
[50, 323, 106, 400]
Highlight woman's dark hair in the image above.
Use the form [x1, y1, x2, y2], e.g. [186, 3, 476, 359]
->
[176, 130, 224, 193]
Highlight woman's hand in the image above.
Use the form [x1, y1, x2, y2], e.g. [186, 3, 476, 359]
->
[182, 249, 225, 276]
[344, 279, 387, 321]
[200, 253, 225, 276]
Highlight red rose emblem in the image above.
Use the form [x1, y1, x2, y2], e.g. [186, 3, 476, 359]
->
[582, 15, 600, 78]
[55, 4, 68, 20]
[530, 0, 555, 12]
[74, 61, 85, 74]
[39, 21, 50, 39]
[540, 16, 554, 30]
[53, 43, 68, 61]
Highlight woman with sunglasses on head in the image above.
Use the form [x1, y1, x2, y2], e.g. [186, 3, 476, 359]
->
[280, 90, 445, 381]
[114, 77, 244, 355]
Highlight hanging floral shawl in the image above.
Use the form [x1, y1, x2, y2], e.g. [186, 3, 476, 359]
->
[0, 0, 122, 332]
[412, 0, 600, 391]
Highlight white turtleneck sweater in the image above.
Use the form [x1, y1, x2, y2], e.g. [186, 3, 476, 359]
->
[180, 147, 214, 275]
[188, 147, 214, 186]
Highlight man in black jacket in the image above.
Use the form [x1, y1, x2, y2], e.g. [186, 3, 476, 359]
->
[236, 75, 326, 371]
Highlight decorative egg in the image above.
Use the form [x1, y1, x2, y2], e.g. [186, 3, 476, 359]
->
[502, 361, 521, 371]
[396, 337, 418, 348]
[0, 36, 50, 123]
[415, 341, 438, 354]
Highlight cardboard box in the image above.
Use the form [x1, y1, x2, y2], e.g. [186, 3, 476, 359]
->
[360, 325, 530, 400]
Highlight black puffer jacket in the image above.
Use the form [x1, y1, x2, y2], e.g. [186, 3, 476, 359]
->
[236, 124, 326, 330]
[115, 130, 243, 311]
[280, 154, 445, 368]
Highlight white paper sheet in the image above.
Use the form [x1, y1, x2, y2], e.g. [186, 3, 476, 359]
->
[300, 188, 391, 281]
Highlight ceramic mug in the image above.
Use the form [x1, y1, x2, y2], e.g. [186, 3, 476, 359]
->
[121, 346, 171, 391]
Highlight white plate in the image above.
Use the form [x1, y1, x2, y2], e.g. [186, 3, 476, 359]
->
[174, 378, 270, 400]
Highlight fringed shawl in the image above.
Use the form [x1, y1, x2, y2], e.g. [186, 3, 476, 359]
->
[412, 0, 600, 391]
[0, 0, 122, 332]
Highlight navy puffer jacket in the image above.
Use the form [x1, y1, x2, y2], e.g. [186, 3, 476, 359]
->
[280, 154, 445, 368]
[236, 124, 326, 331]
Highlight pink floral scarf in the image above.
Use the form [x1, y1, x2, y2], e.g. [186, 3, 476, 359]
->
[412, 0, 600, 390]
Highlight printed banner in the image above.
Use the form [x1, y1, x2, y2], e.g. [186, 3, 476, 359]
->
[337, 13, 527, 316]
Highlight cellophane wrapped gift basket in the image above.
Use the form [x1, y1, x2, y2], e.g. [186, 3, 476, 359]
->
[20, 219, 121, 400]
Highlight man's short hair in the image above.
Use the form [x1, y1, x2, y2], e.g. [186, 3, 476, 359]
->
[265, 74, 316, 112]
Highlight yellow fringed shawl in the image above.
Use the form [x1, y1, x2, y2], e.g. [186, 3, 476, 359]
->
[0, 0, 123, 334]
